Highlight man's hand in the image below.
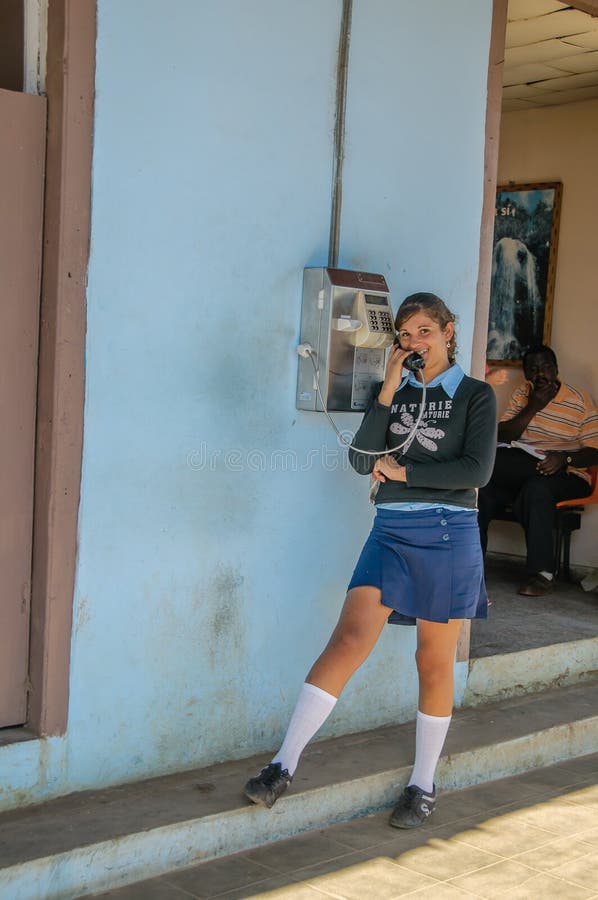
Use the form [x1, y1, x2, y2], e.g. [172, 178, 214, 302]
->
[536, 450, 567, 476]
[527, 379, 559, 412]
[372, 455, 407, 483]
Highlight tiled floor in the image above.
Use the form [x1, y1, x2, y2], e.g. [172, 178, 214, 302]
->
[94, 753, 598, 899]
[470, 555, 598, 658]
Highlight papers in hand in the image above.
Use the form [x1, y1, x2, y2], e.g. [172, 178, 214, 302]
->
[497, 440, 546, 460]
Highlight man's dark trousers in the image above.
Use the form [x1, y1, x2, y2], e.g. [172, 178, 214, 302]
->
[478, 448, 591, 574]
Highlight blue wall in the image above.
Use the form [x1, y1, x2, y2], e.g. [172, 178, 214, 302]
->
[342, 0, 490, 364]
[0, 0, 493, 810]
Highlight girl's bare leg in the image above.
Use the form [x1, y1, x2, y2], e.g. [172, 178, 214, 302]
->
[244, 587, 393, 805]
[306, 586, 394, 697]
[392, 618, 464, 818]
[415, 618, 463, 715]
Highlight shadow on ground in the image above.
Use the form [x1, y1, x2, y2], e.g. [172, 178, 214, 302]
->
[93, 754, 598, 899]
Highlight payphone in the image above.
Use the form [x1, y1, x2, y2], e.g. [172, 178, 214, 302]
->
[296, 268, 395, 412]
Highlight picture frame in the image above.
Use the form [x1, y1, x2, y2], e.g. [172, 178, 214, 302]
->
[486, 181, 562, 366]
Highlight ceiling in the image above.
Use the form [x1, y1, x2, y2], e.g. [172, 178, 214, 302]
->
[503, 0, 598, 109]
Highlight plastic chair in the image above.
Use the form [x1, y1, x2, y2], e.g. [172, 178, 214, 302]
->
[555, 465, 598, 580]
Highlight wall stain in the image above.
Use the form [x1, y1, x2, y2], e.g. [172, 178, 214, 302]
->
[205, 564, 245, 668]
[75, 594, 91, 633]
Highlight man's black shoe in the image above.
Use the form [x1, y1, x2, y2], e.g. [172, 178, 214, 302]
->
[518, 573, 554, 596]
[243, 762, 292, 809]
[389, 784, 436, 829]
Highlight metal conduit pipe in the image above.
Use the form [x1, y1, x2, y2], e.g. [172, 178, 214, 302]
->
[328, 0, 353, 268]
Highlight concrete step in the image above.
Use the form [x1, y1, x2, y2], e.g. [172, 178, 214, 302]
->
[1, 678, 597, 900]
[464, 635, 598, 707]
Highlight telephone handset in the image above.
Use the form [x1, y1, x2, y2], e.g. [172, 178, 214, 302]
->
[403, 351, 426, 371]
[350, 294, 425, 371]
[392, 333, 426, 372]
[351, 291, 395, 349]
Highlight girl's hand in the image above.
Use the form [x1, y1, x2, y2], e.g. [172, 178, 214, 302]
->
[373, 455, 406, 483]
[384, 342, 410, 388]
[378, 343, 410, 406]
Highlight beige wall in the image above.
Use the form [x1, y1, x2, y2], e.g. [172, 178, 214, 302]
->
[489, 98, 598, 569]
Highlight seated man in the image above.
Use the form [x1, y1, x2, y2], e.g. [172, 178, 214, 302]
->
[478, 345, 598, 596]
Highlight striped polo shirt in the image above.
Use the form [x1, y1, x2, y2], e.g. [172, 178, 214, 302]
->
[501, 381, 598, 483]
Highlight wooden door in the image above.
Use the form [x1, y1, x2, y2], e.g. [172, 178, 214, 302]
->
[0, 88, 46, 727]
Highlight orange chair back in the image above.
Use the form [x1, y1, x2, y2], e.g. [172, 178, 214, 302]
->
[556, 464, 598, 509]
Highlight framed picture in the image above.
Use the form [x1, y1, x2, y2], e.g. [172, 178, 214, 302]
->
[486, 181, 562, 365]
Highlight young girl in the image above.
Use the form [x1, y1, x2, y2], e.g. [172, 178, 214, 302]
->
[244, 292, 497, 827]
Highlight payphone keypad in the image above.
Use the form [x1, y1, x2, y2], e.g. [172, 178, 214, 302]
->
[367, 309, 394, 333]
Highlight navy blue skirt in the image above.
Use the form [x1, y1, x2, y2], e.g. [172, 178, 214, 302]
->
[347, 507, 488, 625]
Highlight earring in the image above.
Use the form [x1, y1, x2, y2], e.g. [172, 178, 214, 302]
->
[446, 341, 451, 348]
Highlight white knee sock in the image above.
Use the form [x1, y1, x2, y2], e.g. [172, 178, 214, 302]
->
[271, 682, 337, 776]
[408, 710, 452, 794]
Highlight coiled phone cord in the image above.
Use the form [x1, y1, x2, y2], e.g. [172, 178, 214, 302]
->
[303, 347, 427, 457]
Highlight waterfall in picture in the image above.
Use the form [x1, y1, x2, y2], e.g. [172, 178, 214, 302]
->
[487, 236, 543, 360]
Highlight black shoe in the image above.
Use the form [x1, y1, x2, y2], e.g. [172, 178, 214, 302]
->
[389, 784, 436, 829]
[518, 573, 554, 596]
[243, 762, 292, 809]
